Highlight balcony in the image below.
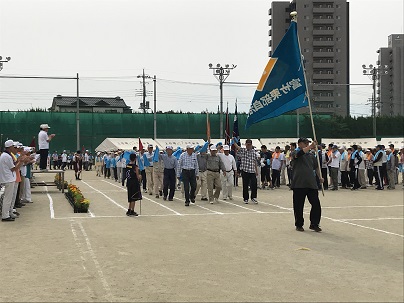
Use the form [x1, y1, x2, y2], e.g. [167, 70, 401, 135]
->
[313, 62, 335, 68]
[313, 73, 335, 80]
[313, 96, 335, 102]
[313, 51, 335, 57]
[313, 30, 335, 35]
[312, 84, 334, 91]
[313, 40, 335, 46]
[313, 7, 335, 13]
[312, 19, 335, 25]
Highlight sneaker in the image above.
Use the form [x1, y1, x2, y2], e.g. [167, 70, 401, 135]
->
[155, 195, 159, 198]
[2, 217, 15, 222]
[168, 198, 173, 201]
[296, 226, 304, 232]
[159, 190, 163, 196]
[201, 197, 208, 201]
[149, 192, 153, 195]
[144, 189, 148, 193]
[209, 200, 214, 204]
[129, 210, 139, 217]
[10, 213, 18, 219]
[126, 210, 131, 216]
[251, 198, 258, 204]
[244, 200, 249, 204]
[309, 225, 322, 232]
[163, 196, 167, 201]
[185, 202, 190, 206]
[191, 199, 195, 203]
[13, 211, 20, 216]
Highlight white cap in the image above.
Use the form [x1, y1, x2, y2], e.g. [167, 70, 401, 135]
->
[223, 145, 230, 151]
[186, 144, 194, 149]
[40, 123, 51, 129]
[210, 145, 217, 151]
[166, 145, 173, 150]
[4, 140, 13, 148]
[24, 147, 31, 152]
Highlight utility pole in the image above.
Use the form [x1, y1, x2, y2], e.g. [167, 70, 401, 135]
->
[76, 73, 80, 150]
[137, 69, 152, 113]
[208, 63, 237, 138]
[362, 64, 388, 138]
[153, 75, 157, 140]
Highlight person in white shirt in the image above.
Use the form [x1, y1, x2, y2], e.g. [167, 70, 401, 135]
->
[83, 151, 90, 171]
[271, 146, 286, 188]
[0, 140, 24, 221]
[61, 150, 67, 170]
[144, 145, 155, 195]
[38, 123, 55, 170]
[327, 145, 341, 190]
[218, 145, 237, 200]
[116, 151, 122, 183]
[357, 146, 367, 189]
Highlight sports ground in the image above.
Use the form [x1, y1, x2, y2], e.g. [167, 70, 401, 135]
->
[0, 170, 403, 302]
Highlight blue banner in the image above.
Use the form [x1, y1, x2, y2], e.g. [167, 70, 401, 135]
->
[152, 146, 160, 162]
[245, 21, 307, 129]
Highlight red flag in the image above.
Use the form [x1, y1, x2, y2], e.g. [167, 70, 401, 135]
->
[206, 111, 211, 143]
[81, 145, 85, 153]
[138, 137, 143, 151]
[225, 104, 230, 145]
[29, 136, 36, 148]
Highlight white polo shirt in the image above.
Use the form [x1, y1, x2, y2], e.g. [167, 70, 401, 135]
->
[38, 130, 49, 149]
[330, 151, 341, 168]
[0, 152, 16, 183]
[218, 153, 237, 172]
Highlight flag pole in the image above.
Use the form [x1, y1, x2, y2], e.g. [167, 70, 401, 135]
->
[292, 11, 325, 196]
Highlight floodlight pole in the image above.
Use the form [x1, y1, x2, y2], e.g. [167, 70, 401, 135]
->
[153, 75, 157, 140]
[208, 63, 237, 138]
[76, 73, 80, 150]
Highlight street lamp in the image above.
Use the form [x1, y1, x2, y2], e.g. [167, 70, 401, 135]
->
[208, 63, 237, 138]
[0, 56, 11, 71]
[362, 64, 388, 138]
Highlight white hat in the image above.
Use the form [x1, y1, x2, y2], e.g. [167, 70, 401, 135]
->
[223, 145, 230, 151]
[186, 144, 194, 149]
[40, 124, 51, 129]
[166, 145, 173, 150]
[210, 145, 217, 151]
[24, 147, 31, 152]
[148, 144, 153, 148]
[4, 139, 13, 148]
[12, 141, 20, 147]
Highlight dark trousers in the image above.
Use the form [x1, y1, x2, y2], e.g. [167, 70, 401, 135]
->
[287, 166, 293, 186]
[293, 188, 322, 228]
[241, 171, 257, 201]
[341, 171, 349, 187]
[374, 166, 384, 189]
[382, 163, 388, 185]
[321, 167, 328, 189]
[113, 167, 118, 181]
[121, 168, 128, 186]
[330, 167, 339, 189]
[367, 169, 373, 185]
[141, 170, 146, 189]
[163, 168, 176, 199]
[104, 165, 110, 178]
[351, 168, 361, 189]
[261, 166, 271, 184]
[182, 169, 197, 203]
[62, 162, 67, 170]
[271, 169, 280, 187]
[39, 149, 49, 170]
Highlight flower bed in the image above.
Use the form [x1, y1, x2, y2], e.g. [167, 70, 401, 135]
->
[65, 184, 90, 213]
[54, 174, 68, 189]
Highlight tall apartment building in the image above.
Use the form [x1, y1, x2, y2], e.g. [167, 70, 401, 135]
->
[377, 34, 404, 116]
[269, 0, 350, 116]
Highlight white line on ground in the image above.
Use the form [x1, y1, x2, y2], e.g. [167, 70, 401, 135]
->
[81, 180, 127, 211]
[70, 220, 113, 301]
[43, 182, 55, 219]
[321, 205, 404, 209]
[101, 180, 183, 216]
[172, 196, 224, 214]
[218, 197, 263, 213]
[340, 217, 404, 221]
[232, 194, 404, 238]
[88, 209, 95, 217]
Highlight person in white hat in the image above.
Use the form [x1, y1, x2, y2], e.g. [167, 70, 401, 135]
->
[177, 144, 198, 206]
[206, 145, 226, 204]
[218, 145, 237, 200]
[144, 144, 155, 195]
[159, 146, 178, 201]
[38, 123, 55, 171]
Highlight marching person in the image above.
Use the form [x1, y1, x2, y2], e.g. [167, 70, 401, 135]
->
[196, 149, 208, 201]
[83, 150, 89, 171]
[61, 150, 68, 170]
[233, 139, 259, 204]
[386, 148, 396, 190]
[153, 148, 164, 198]
[160, 146, 178, 201]
[38, 124, 55, 171]
[350, 145, 362, 190]
[116, 151, 123, 183]
[318, 144, 329, 190]
[271, 146, 285, 189]
[218, 145, 237, 200]
[95, 152, 103, 177]
[290, 138, 323, 232]
[177, 144, 199, 206]
[327, 145, 340, 190]
[145, 144, 154, 195]
[73, 151, 83, 180]
[125, 153, 141, 217]
[339, 146, 350, 189]
[357, 146, 367, 189]
[259, 145, 272, 189]
[373, 145, 384, 190]
[364, 149, 374, 187]
[206, 145, 226, 204]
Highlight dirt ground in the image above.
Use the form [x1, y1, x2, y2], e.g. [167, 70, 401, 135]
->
[0, 169, 403, 302]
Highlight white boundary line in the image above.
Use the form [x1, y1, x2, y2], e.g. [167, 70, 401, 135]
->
[171, 196, 224, 215]
[218, 197, 263, 213]
[340, 217, 404, 221]
[70, 220, 113, 301]
[321, 205, 404, 209]
[232, 194, 404, 238]
[101, 180, 183, 216]
[81, 180, 127, 211]
[43, 183, 55, 219]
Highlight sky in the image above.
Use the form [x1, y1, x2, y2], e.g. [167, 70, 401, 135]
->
[0, 0, 403, 116]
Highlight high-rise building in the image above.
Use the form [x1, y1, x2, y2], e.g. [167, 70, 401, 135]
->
[377, 34, 404, 116]
[269, 0, 350, 116]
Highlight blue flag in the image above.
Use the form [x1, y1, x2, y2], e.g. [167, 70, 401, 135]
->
[138, 155, 145, 171]
[173, 147, 183, 160]
[123, 151, 131, 162]
[152, 146, 160, 162]
[143, 154, 151, 167]
[199, 141, 209, 153]
[245, 20, 307, 129]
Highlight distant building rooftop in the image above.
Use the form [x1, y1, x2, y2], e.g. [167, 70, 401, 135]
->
[50, 95, 132, 113]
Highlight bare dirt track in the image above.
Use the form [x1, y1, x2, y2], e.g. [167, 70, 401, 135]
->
[0, 170, 403, 302]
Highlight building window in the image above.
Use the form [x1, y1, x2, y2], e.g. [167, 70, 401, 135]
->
[304, 15, 309, 19]
[327, 26, 333, 30]
[336, 37, 341, 41]
[336, 71, 340, 74]
[336, 48, 341, 52]
[327, 48, 333, 52]
[304, 37, 310, 41]
[336, 16, 341, 19]
[327, 15, 332, 19]
[304, 26, 309, 30]
[336, 59, 340, 63]
[327, 59, 333, 63]
[303, 49, 310, 53]
[304, 4, 309, 8]
[336, 26, 341, 30]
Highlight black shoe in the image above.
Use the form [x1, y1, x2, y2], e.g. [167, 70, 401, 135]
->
[185, 202, 190, 206]
[126, 210, 131, 216]
[15, 203, 23, 208]
[296, 226, 304, 232]
[163, 196, 167, 201]
[130, 210, 139, 217]
[159, 190, 163, 196]
[191, 199, 195, 203]
[13, 211, 20, 216]
[309, 225, 322, 232]
[168, 198, 173, 201]
[2, 217, 15, 222]
[201, 197, 208, 201]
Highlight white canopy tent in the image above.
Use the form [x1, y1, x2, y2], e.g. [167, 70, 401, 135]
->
[321, 138, 378, 149]
[155, 138, 205, 149]
[95, 138, 161, 152]
[378, 137, 404, 148]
